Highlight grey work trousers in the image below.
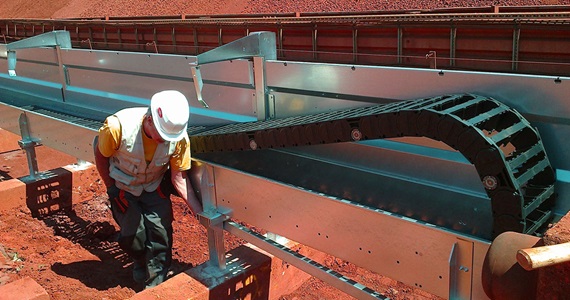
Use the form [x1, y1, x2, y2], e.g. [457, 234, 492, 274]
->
[107, 184, 173, 289]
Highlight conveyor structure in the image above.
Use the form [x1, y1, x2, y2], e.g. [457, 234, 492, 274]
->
[5, 6, 570, 77]
[0, 26, 569, 299]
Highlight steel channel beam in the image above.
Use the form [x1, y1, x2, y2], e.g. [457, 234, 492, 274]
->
[198, 159, 490, 299]
[195, 142, 493, 237]
[0, 101, 97, 162]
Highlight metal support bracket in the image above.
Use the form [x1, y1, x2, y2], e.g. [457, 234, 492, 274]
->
[7, 50, 16, 77]
[2, 30, 71, 77]
[190, 66, 208, 108]
[197, 210, 230, 270]
[448, 239, 474, 299]
[188, 31, 276, 114]
[2, 31, 71, 101]
[192, 163, 232, 270]
[18, 112, 41, 179]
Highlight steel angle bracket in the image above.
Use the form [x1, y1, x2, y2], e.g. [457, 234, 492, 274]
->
[2, 30, 71, 77]
[197, 210, 230, 270]
[193, 163, 232, 270]
[449, 239, 474, 299]
[18, 112, 42, 179]
[192, 31, 276, 66]
[2, 31, 72, 103]
[189, 31, 276, 118]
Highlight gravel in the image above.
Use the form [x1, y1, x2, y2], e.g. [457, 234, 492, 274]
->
[55, 0, 570, 19]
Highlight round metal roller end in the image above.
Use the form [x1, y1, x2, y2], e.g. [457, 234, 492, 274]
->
[249, 139, 258, 150]
[350, 128, 362, 141]
[483, 175, 499, 191]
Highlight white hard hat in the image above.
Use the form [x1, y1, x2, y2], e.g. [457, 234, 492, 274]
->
[150, 90, 190, 142]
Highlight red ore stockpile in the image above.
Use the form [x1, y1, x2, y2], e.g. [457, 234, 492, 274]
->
[0, 0, 568, 19]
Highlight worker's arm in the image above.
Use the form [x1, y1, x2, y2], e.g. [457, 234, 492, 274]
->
[171, 169, 202, 215]
[171, 135, 202, 215]
[93, 116, 120, 189]
[94, 136, 115, 188]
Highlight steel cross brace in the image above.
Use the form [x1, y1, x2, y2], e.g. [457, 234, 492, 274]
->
[188, 31, 276, 119]
[1, 30, 71, 77]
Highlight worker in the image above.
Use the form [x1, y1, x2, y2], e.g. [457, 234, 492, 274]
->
[93, 90, 203, 289]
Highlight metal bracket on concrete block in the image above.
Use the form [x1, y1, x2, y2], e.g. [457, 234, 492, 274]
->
[18, 112, 41, 180]
[198, 210, 230, 270]
[193, 163, 232, 270]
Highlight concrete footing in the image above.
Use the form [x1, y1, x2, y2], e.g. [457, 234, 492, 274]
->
[0, 163, 100, 213]
[130, 241, 317, 300]
[0, 277, 49, 300]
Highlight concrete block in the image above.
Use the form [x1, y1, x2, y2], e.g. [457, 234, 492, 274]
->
[128, 272, 209, 300]
[0, 163, 98, 213]
[130, 239, 323, 300]
[0, 179, 25, 211]
[131, 244, 272, 299]
[62, 163, 102, 204]
[186, 244, 272, 300]
[0, 277, 49, 300]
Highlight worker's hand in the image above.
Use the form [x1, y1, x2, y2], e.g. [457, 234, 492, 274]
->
[107, 185, 128, 214]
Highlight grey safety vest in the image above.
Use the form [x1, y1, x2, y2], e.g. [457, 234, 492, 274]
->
[108, 107, 177, 196]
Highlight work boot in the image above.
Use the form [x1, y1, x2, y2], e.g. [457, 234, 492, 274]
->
[132, 260, 146, 284]
[145, 257, 169, 289]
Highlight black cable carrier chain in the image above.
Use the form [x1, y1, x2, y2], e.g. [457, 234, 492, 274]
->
[15, 93, 555, 237]
[189, 93, 556, 237]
